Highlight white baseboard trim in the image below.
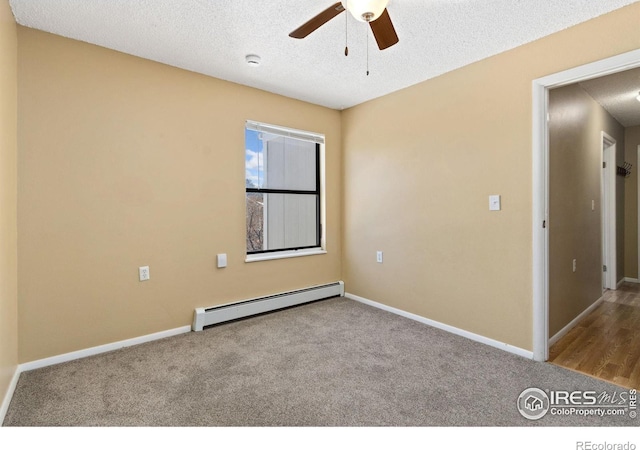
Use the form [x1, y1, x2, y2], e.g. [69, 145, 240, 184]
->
[617, 279, 625, 288]
[345, 292, 534, 360]
[19, 325, 192, 373]
[623, 277, 640, 284]
[548, 296, 604, 347]
[0, 366, 21, 426]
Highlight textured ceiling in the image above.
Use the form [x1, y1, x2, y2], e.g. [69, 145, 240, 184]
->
[580, 68, 640, 127]
[8, 0, 640, 110]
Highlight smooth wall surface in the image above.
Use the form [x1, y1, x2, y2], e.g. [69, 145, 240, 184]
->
[624, 125, 640, 279]
[17, 27, 342, 362]
[0, 0, 18, 406]
[548, 84, 625, 337]
[342, 3, 640, 351]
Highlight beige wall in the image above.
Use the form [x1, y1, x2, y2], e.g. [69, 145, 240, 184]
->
[17, 28, 342, 362]
[624, 126, 640, 279]
[548, 84, 625, 337]
[342, 3, 640, 351]
[0, 0, 18, 407]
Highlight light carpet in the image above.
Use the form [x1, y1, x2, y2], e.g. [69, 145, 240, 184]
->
[3, 297, 638, 426]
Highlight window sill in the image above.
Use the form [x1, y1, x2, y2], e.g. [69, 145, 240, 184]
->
[245, 248, 326, 263]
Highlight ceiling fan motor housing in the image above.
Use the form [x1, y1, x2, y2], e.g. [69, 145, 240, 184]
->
[341, 0, 389, 22]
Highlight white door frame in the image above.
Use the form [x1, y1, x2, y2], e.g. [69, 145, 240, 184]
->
[601, 132, 617, 291]
[532, 48, 640, 362]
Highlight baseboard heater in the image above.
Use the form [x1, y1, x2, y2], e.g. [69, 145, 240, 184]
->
[192, 281, 344, 331]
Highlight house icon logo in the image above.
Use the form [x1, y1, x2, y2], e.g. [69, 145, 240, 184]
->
[525, 395, 543, 411]
[517, 388, 550, 420]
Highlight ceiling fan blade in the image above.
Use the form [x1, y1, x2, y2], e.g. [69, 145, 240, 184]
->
[369, 8, 399, 50]
[289, 2, 345, 39]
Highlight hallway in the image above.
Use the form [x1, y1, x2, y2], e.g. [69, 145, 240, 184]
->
[549, 282, 640, 390]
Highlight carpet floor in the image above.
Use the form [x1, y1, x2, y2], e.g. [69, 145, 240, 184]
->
[3, 297, 638, 426]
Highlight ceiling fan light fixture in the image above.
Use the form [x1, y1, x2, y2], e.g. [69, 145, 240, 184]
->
[342, 0, 389, 22]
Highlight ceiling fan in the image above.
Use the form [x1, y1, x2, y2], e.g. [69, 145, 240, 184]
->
[289, 0, 399, 51]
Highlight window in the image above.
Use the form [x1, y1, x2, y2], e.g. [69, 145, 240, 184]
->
[245, 121, 325, 260]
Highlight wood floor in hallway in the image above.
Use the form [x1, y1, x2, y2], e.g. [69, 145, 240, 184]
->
[549, 282, 640, 390]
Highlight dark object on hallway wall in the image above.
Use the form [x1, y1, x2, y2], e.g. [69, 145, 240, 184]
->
[617, 162, 632, 177]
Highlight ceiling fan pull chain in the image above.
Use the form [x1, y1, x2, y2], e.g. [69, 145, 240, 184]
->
[345, 4, 349, 56]
[366, 27, 370, 76]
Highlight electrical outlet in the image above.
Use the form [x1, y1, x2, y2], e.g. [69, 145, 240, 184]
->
[376, 251, 383, 263]
[139, 266, 150, 281]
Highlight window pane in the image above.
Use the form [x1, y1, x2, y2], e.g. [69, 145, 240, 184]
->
[246, 130, 317, 191]
[246, 192, 264, 252]
[246, 193, 318, 252]
[245, 129, 264, 190]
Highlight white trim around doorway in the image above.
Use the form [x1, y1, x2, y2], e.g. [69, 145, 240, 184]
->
[602, 132, 617, 291]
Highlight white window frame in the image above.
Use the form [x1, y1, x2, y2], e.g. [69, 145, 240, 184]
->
[245, 120, 327, 262]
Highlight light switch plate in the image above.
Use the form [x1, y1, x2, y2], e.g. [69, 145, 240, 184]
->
[489, 195, 501, 211]
[217, 253, 227, 268]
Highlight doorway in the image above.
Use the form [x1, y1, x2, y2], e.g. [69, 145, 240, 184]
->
[532, 48, 640, 362]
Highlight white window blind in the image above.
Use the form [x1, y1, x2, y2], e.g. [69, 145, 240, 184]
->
[245, 120, 325, 145]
